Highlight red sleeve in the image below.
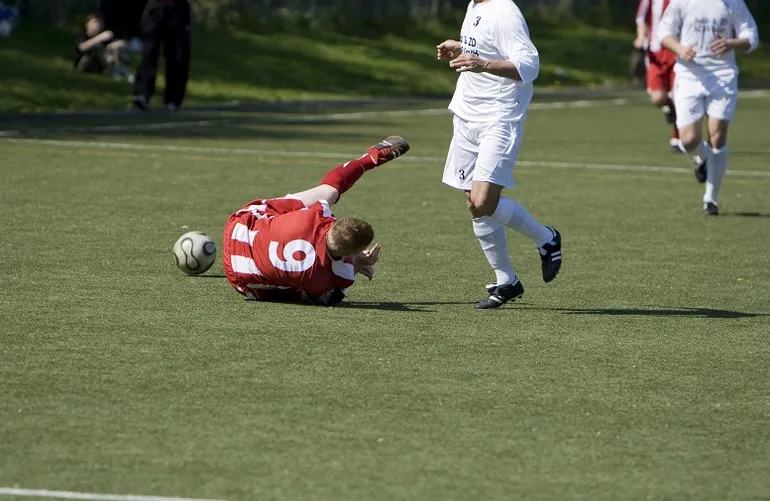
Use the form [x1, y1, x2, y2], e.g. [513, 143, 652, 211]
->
[332, 257, 356, 291]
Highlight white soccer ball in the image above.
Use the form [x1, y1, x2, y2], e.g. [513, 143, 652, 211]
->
[0, 20, 12, 38]
[172, 231, 217, 275]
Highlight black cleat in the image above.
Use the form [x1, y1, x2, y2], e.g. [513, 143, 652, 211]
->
[703, 201, 719, 216]
[368, 136, 410, 165]
[539, 228, 562, 283]
[475, 281, 524, 310]
[693, 156, 708, 183]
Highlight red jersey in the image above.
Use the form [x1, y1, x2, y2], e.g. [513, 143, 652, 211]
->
[223, 197, 356, 305]
[636, 0, 675, 60]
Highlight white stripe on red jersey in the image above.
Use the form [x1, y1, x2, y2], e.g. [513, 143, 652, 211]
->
[223, 197, 356, 304]
[637, 0, 671, 52]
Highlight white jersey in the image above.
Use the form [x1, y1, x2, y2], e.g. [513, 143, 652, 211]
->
[448, 0, 539, 123]
[658, 0, 758, 79]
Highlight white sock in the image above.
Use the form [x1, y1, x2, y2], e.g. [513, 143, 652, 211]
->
[704, 145, 728, 203]
[491, 197, 554, 248]
[679, 139, 711, 158]
[695, 140, 711, 161]
[472, 217, 517, 286]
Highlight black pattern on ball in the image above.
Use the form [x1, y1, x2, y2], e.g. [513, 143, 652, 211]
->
[180, 237, 201, 270]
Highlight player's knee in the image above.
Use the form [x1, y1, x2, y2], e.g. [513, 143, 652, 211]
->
[467, 194, 496, 218]
[679, 130, 700, 152]
[650, 92, 668, 107]
[710, 133, 727, 149]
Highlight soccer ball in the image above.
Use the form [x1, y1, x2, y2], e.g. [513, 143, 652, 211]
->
[172, 231, 217, 275]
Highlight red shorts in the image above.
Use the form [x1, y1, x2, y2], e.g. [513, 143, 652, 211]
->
[646, 50, 676, 93]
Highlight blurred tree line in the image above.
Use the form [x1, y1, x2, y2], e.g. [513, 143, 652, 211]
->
[9, 0, 770, 30]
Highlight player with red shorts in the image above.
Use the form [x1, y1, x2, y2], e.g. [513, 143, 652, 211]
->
[635, 0, 680, 152]
[223, 136, 409, 305]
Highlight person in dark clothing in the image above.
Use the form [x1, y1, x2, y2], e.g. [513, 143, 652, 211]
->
[132, 0, 191, 111]
[74, 13, 129, 76]
[99, 0, 147, 41]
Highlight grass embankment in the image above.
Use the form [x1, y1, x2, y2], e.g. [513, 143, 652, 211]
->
[2, 16, 769, 112]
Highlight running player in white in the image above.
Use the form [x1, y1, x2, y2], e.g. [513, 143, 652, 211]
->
[659, 0, 759, 215]
[437, 0, 561, 309]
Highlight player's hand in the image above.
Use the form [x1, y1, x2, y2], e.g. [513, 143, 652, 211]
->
[677, 44, 697, 62]
[354, 244, 381, 280]
[710, 33, 732, 57]
[632, 36, 646, 50]
[437, 40, 461, 61]
[449, 54, 488, 73]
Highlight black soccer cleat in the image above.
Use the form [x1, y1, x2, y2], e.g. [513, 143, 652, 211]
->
[475, 281, 525, 310]
[539, 227, 562, 283]
[703, 201, 719, 216]
[693, 156, 708, 183]
[368, 136, 410, 165]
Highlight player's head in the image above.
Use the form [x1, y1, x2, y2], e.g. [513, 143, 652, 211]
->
[327, 218, 374, 257]
[85, 13, 104, 35]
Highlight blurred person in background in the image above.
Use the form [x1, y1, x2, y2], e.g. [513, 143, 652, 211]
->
[634, 0, 681, 153]
[132, 0, 191, 112]
[74, 13, 133, 81]
[659, 0, 759, 216]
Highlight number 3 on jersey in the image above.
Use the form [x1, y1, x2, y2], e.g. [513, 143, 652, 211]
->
[269, 239, 316, 272]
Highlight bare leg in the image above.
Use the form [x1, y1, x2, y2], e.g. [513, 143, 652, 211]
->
[289, 184, 340, 207]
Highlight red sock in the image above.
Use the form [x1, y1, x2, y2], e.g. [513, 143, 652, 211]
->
[320, 152, 376, 196]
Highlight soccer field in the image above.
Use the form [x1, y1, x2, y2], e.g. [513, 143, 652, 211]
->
[1, 93, 769, 501]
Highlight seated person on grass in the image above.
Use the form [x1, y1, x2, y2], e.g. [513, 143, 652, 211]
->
[74, 13, 132, 80]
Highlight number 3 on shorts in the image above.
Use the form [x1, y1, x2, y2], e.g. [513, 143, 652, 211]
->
[458, 169, 466, 181]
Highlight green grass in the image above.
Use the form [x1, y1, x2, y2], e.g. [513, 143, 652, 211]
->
[1, 95, 770, 501]
[3, 18, 770, 112]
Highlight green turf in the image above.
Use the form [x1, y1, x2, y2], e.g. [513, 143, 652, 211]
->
[2, 18, 770, 113]
[1, 95, 770, 501]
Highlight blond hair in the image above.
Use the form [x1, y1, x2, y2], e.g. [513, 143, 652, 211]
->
[327, 218, 374, 257]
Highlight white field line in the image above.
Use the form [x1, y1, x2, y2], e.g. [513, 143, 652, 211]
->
[0, 98, 630, 137]
[0, 487, 227, 501]
[4, 137, 770, 179]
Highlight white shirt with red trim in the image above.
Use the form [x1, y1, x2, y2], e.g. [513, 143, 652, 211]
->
[636, 0, 672, 52]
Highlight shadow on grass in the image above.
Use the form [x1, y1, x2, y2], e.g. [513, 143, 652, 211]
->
[720, 212, 770, 219]
[340, 303, 767, 317]
[340, 301, 476, 312]
[541, 307, 766, 319]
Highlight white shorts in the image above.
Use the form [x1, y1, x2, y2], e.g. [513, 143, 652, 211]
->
[674, 72, 738, 128]
[442, 115, 523, 191]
